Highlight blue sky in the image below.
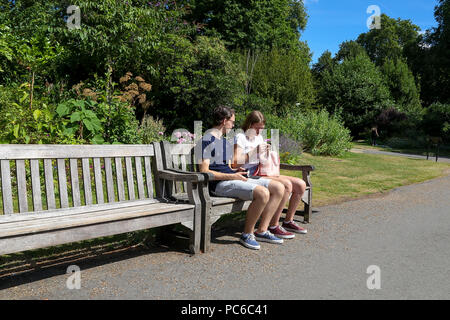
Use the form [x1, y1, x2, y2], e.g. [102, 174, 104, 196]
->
[301, 0, 440, 64]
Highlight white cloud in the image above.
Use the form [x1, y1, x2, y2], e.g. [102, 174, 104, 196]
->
[303, 0, 319, 4]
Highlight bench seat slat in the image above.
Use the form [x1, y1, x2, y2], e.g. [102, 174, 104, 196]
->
[0, 202, 194, 238]
[0, 199, 160, 224]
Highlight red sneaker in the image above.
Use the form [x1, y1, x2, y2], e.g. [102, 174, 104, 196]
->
[282, 220, 307, 234]
[269, 225, 295, 239]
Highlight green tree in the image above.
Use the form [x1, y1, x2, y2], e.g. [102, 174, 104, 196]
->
[319, 53, 392, 136]
[357, 14, 421, 66]
[380, 58, 423, 123]
[334, 40, 367, 63]
[413, 0, 450, 106]
[150, 36, 244, 131]
[181, 0, 308, 51]
[421, 102, 450, 141]
[250, 47, 316, 116]
[312, 50, 335, 82]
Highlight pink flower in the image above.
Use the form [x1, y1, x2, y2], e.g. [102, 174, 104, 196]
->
[158, 131, 164, 135]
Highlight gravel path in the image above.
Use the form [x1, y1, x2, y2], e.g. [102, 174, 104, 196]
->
[1, 174, 450, 300]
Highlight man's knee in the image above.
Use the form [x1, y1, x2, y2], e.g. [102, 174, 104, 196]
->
[253, 186, 270, 203]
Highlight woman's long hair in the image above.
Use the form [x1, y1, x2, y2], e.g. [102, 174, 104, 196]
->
[241, 110, 265, 132]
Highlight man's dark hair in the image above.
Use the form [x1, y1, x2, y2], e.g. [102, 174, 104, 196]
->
[211, 105, 235, 126]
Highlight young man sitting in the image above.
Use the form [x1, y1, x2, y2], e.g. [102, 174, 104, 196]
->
[199, 106, 285, 250]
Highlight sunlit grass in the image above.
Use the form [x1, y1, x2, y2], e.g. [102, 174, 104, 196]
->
[282, 151, 450, 207]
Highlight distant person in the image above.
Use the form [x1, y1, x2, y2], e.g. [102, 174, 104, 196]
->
[371, 125, 379, 146]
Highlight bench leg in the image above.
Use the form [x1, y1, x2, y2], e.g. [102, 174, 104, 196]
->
[303, 189, 312, 223]
[201, 205, 211, 253]
[304, 203, 311, 223]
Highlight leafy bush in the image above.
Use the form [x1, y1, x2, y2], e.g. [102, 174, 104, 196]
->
[0, 84, 78, 144]
[279, 134, 303, 164]
[265, 110, 352, 156]
[138, 115, 166, 144]
[421, 102, 450, 142]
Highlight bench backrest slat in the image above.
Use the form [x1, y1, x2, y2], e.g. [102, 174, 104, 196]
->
[144, 156, 153, 199]
[81, 158, 92, 206]
[57, 158, 69, 208]
[1, 160, 14, 214]
[115, 157, 126, 202]
[135, 157, 145, 199]
[44, 159, 57, 210]
[16, 160, 29, 213]
[93, 157, 104, 204]
[0, 144, 155, 215]
[30, 159, 43, 211]
[125, 157, 135, 200]
[70, 159, 81, 207]
[104, 157, 115, 203]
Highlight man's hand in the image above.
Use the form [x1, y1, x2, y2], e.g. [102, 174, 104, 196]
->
[232, 171, 248, 181]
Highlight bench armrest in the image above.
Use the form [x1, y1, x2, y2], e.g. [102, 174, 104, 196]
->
[280, 163, 314, 187]
[157, 169, 207, 183]
[280, 164, 315, 172]
[166, 168, 216, 182]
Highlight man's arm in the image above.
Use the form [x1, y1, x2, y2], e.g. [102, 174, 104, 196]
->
[200, 158, 247, 181]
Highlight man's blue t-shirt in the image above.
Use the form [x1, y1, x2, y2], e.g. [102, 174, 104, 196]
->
[201, 133, 234, 192]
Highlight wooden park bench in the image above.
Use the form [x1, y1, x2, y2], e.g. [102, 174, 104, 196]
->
[0, 143, 204, 256]
[157, 140, 315, 253]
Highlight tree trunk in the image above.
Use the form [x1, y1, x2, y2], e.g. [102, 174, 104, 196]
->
[30, 71, 35, 110]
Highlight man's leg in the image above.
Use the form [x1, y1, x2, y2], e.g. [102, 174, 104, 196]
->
[243, 186, 269, 234]
[254, 180, 284, 233]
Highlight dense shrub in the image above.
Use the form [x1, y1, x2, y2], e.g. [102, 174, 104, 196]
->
[264, 110, 352, 156]
[138, 115, 166, 144]
[421, 102, 450, 142]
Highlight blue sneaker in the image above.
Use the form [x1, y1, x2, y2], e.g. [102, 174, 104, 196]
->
[239, 233, 260, 250]
[254, 230, 284, 244]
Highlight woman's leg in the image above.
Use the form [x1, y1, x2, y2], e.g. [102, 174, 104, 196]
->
[263, 175, 306, 223]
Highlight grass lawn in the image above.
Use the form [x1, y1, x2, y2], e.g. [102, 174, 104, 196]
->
[282, 150, 450, 207]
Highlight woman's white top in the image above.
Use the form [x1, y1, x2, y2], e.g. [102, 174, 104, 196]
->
[234, 133, 264, 169]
